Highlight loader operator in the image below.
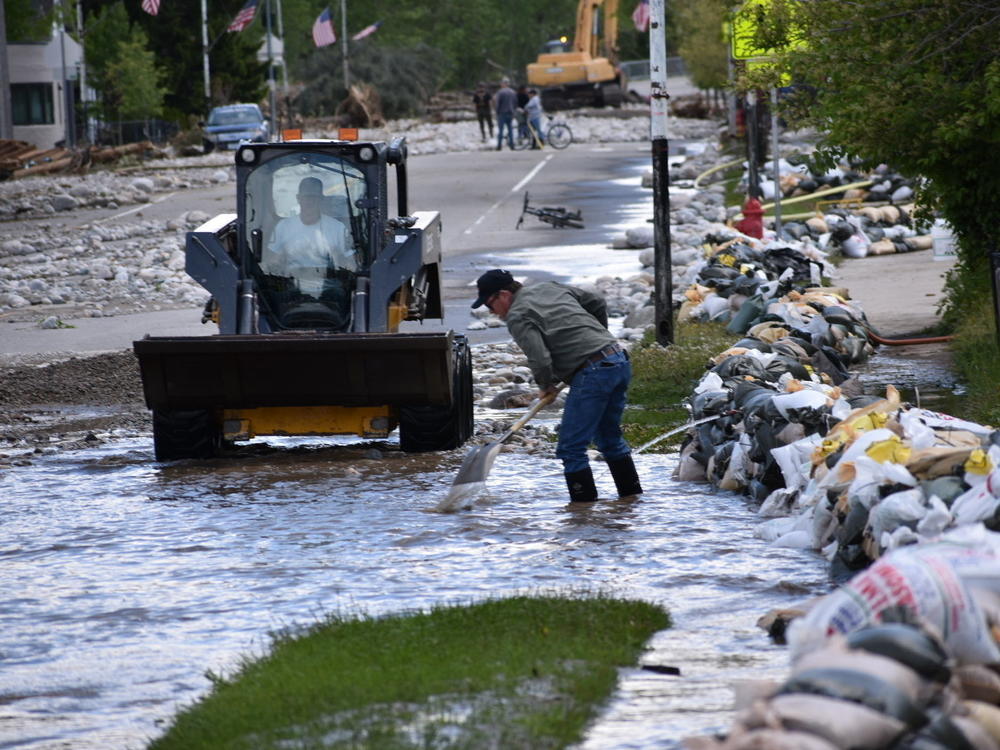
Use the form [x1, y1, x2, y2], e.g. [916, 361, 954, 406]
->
[267, 176, 356, 298]
[471, 269, 643, 504]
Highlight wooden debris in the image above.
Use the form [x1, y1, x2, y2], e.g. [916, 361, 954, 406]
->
[0, 139, 159, 180]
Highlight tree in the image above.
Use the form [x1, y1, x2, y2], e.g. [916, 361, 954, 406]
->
[105, 30, 166, 120]
[674, 0, 728, 91]
[747, 0, 1000, 327]
[84, 1, 130, 100]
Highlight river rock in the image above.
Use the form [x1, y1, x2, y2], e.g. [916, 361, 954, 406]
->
[131, 178, 155, 193]
[626, 225, 654, 248]
[487, 389, 535, 409]
[51, 195, 78, 211]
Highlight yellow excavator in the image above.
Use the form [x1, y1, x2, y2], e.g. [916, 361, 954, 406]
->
[526, 0, 624, 110]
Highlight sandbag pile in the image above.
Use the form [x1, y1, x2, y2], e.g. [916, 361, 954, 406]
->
[688, 526, 1000, 749]
[783, 203, 936, 260]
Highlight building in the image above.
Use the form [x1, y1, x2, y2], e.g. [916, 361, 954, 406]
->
[6, 27, 81, 149]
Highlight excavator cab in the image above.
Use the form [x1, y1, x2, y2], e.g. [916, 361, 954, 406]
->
[133, 138, 474, 460]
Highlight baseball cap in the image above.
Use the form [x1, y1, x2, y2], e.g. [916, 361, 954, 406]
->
[471, 269, 513, 308]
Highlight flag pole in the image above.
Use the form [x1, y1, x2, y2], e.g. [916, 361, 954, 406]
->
[340, 0, 350, 90]
[265, 0, 277, 135]
[201, 0, 211, 111]
[650, 0, 673, 346]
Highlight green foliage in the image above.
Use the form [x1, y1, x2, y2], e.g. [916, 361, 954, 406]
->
[105, 31, 166, 119]
[745, 0, 1000, 329]
[674, 0, 729, 90]
[950, 291, 1000, 427]
[149, 594, 670, 750]
[4, 0, 50, 41]
[84, 2, 131, 103]
[296, 41, 448, 120]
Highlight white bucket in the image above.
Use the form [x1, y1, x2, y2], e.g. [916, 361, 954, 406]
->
[931, 219, 957, 261]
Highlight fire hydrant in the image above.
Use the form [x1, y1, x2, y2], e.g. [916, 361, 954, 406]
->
[735, 196, 764, 239]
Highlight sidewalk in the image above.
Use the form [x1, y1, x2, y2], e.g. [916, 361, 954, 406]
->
[834, 249, 954, 336]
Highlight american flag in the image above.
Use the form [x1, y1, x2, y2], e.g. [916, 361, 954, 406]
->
[227, 0, 257, 32]
[351, 20, 381, 41]
[312, 7, 336, 47]
[141, 0, 159, 16]
[632, 0, 650, 32]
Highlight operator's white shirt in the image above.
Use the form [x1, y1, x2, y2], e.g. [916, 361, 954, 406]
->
[266, 214, 355, 295]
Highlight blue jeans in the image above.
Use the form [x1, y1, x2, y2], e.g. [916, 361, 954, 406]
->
[496, 112, 515, 149]
[556, 351, 632, 474]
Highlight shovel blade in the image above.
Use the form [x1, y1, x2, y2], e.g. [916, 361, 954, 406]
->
[435, 441, 504, 511]
[451, 440, 503, 488]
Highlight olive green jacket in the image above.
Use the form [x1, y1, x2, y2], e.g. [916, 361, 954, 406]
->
[505, 281, 616, 388]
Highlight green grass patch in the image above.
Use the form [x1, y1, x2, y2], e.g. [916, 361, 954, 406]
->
[950, 294, 1000, 427]
[624, 320, 737, 451]
[149, 594, 670, 750]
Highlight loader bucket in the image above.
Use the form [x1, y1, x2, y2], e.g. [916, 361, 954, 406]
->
[133, 332, 455, 411]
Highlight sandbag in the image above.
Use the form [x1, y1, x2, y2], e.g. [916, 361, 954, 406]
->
[845, 624, 952, 684]
[787, 549, 1000, 665]
[757, 692, 907, 748]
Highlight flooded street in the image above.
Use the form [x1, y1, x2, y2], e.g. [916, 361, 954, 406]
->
[0, 413, 832, 749]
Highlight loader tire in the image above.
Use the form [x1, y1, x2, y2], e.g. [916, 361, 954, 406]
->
[152, 409, 222, 460]
[398, 335, 473, 452]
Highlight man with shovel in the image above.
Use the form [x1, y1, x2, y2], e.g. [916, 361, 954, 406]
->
[471, 269, 642, 503]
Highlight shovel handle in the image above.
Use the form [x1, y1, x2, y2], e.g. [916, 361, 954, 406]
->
[497, 384, 565, 444]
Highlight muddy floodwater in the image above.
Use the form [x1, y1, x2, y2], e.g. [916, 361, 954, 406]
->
[0, 416, 832, 750]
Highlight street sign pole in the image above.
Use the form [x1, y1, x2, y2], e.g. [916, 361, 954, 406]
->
[650, 0, 673, 346]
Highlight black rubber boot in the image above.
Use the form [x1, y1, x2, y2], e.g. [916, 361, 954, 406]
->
[607, 454, 643, 498]
[565, 467, 598, 503]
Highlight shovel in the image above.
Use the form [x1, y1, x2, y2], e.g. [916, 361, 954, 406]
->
[435, 385, 565, 512]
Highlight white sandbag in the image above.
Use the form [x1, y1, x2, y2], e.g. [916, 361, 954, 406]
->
[772, 390, 830, 420]
[904, 408, 995, 437]
[867, 488, 928, 548]
[757, 515, 799, 542]
[773, 529, 814, 548]
[727, 729, 840, 750]
[951, 474, 1000, 527]
[701, 293, 731, 321]
[916, 495, 952, 538]
[694, 371, 725, 394]
[787, 547, 1000, 665]
[772, 434, 823, 492]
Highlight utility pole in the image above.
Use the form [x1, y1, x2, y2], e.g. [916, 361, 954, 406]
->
[340, 0, 349, 90]
[201, 0, 210, 111]
[265, 0, 276, 134]
[0, 0, 13, 140]
[75, 0, 87, 143]
[650, 0, 673, 346]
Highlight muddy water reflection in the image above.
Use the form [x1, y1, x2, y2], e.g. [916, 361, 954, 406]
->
[1, 439, 830, 749]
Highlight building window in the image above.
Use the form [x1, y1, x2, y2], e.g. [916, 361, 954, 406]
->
[11, 83, 55, 125]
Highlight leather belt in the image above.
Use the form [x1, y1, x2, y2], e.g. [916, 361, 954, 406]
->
[583, 342, 625, 366]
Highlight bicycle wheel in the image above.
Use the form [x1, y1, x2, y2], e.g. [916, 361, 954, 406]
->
[546, 123, 573, 150]
[511, 129, 532, 150]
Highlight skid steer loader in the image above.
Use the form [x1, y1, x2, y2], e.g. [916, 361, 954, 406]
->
[133, 135, 474, 460]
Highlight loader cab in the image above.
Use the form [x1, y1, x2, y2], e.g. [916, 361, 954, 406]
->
[241, 147, 375, 331]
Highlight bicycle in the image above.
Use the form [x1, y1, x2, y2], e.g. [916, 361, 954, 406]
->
[512, 115, 573, 151]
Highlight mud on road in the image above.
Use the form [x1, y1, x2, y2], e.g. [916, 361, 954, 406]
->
[0, 351, 148, 456]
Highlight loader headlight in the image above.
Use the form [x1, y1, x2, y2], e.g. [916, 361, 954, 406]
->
[238, 146, 257, 164]
[357, 145, 375, 162]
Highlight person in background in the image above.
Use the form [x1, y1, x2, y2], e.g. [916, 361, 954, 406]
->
[494, 78, 518, 151]
[516, 84, 531, 140]
[470, 269, 642, 504]
[473, 84, 493, 141]
[524, 89, 543, 148]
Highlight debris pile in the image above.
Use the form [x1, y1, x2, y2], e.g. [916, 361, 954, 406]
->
[0, 139, 162, 181]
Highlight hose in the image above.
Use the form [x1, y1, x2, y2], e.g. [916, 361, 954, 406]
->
[865, 329, 954, 346]
[693, 158, 743, 189]
[732, 179, 876, 220]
